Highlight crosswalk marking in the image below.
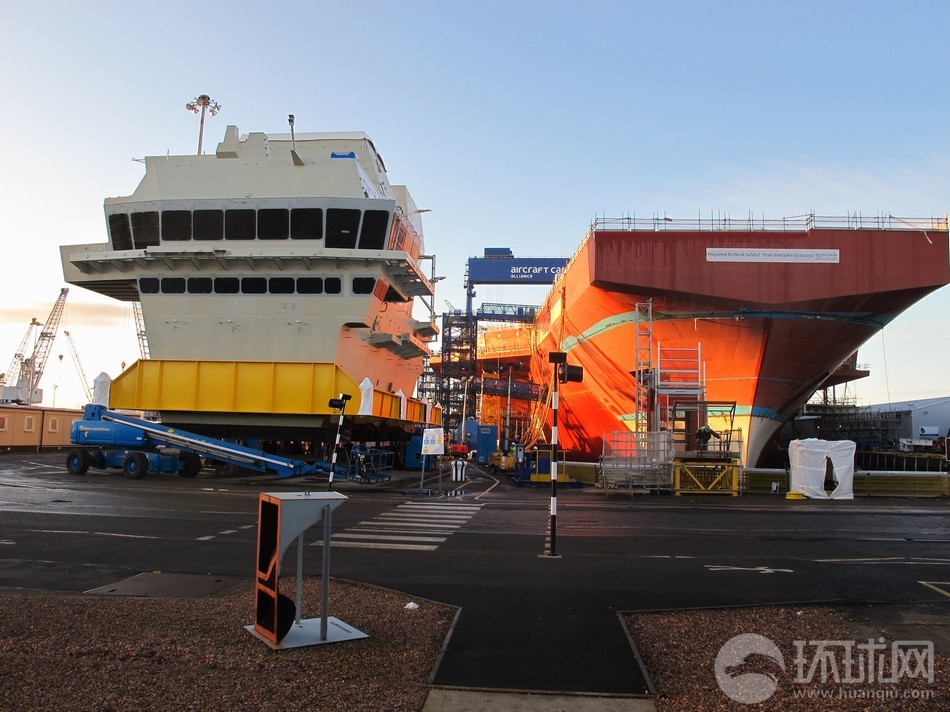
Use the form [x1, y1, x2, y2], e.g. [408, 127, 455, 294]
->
[318, 500, 483, 551]
[333, 533, 446, 543]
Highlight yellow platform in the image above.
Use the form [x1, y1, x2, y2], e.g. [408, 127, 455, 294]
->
[109, 359, 438, 425]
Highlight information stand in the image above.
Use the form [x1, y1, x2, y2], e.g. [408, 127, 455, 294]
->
[245, 491, 367, 649]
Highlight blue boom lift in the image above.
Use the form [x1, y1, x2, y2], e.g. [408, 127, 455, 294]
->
[67, 404, 343, 480]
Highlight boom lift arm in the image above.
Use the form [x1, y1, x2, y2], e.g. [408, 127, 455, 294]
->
[68, 404, 345, 480]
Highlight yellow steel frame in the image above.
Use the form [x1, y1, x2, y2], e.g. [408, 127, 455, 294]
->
[673, 458, 740, 496]
[109, 359, 440, 425]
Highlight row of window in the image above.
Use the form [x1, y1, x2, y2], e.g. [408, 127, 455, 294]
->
[109, 207, 391, 251]
[0, 414, 59, 433]
[138, 275, 379, 296]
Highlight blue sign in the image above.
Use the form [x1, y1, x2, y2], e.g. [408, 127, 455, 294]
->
[467, 257, 569, 285]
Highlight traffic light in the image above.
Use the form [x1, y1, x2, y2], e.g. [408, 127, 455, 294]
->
[559, 364, 584, 383]
[328, 393, 352, 410]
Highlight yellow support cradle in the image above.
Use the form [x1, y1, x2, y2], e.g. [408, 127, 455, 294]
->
[673, 457, 741, 496]
[108, 359, 443, 428]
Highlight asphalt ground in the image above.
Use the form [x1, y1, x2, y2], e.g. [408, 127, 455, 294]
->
[1, 452, 948, 700]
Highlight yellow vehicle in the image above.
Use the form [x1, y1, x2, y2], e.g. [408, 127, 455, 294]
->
[488, 449, 516, 477]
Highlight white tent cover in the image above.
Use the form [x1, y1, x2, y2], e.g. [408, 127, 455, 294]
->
[788, 438, 856, 500]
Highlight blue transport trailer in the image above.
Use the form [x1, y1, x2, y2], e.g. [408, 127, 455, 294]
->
[67, 404, 343, 480]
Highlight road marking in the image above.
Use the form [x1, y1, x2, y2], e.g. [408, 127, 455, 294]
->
[321, 501, 483, 551]
[359, 520, 462, 529]
[378, 512, 472, 521]
[317, 540, 439, 551]
[0, 540, 14, 545]
[641, 555, 696, 559]
[705, 565, 793, 574]
[817, 557, 950, 565]
[25, 528, 159, 540]
[333, 533, 446, 543]
[919, 581, 950, 598]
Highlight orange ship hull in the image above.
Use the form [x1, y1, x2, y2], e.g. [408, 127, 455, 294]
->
[532, 219, 950, 466]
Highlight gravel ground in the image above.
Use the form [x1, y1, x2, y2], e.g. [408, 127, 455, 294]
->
[0, 579, 456, 712]
[626, 606, 947, 710]
[3, 582, 946, 711]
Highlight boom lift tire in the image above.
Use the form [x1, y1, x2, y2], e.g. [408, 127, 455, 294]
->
[123, 452, 149, 480]
[66, 449, 91, 475]
[178, 452, 202, 477]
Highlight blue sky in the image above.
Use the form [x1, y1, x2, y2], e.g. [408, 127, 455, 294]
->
[1, 1, 948, 409]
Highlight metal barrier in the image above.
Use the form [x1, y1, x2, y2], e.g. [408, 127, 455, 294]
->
[742, 469, 949, 497]
[600, 430, 674, 492]
[673, 457, 740, 496]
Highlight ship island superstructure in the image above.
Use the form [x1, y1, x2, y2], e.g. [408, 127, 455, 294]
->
[61, 125, 440, 438]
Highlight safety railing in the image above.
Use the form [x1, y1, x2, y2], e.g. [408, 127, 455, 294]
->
[590, 213, 947, 233]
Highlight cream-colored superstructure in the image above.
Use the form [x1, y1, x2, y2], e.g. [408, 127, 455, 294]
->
[60, 125, 439, 433]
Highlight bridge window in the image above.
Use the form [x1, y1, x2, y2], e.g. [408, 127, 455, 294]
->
[297, 277, 323, 294]
[187, 277, 213, 294]
[352, 277, 376, 295]
[161, 277, 186, 294]
[162, 210, 192, 241]
[269, 277, 295, 294]
[139, 277, 159, 294]
[326, 208, 360, 248]
[194, 209, 224, 240]
[258, 208, 289, 240]
[214, 277, 240, 294]
[225, 209, 256, 240]
[109, 214, 133, 250]
[291, 208, 323, 239]
[241, 277, 267, 294]
[131, 211, 160, 248]
[358, 210, 389, 250]
[324, 277, 342, 294]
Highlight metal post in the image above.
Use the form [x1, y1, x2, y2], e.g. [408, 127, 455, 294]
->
[328, 400, 346, 491]
[321, 504, 331, 641]
[550, 378, 559, 557]
[420, 454, 426, 491]
[295, 532, 304, 625]
[460, 378, 470, 448]
[505, 366, 512, 450]
[197, 102, 207, 155]
[326, 394, 351, 491]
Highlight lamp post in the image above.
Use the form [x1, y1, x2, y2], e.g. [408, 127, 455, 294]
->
[504, 364, 513, 451]
[459, 377, 472, 449]
[327, 393, 352, 491]
[185, 94, 221, 156]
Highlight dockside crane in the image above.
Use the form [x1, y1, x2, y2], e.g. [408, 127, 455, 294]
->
[0, 288, 69, 404]
[0, 318, 41, 389]
[63, 330, 94, 403]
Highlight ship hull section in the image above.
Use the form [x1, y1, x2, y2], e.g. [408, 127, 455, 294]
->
[533, 224, 949, 466]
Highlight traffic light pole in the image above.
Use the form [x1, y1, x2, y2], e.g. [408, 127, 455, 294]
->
[327, 393, 352, 491]
[549, 378, 560, 557]
[547, 351, 568, 558]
